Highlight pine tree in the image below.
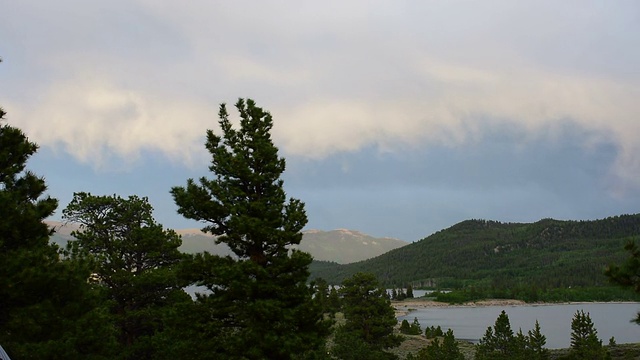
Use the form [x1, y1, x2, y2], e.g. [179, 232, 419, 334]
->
[527, 320, 549, 360]
[410, 317, 422, 335]
[606, 240, 640, 324]
[441, 329, 465, 360]
[475, 310, 515, 360]
[171, 98, 329, 359]
[400, 320, 412, 334]
[413, 329, 464, 360]
[327, 285, 341, 313]
[400, 318, 422, 335]
[569, 310, 608, 359]
[513, 329, 530, 360]
[406, 284, 414, 298]
[338, 272, 402, 352]
[63, 192, 189, 359]
[313, 277, 330, 314]
[0, 105, 113, 358]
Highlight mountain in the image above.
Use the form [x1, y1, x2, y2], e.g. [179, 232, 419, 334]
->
[309, 214, 640, 287]
[295, 229, 407, 264]
[46, 222, 406, 264]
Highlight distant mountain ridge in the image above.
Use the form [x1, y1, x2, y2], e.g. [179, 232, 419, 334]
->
[46, 222, 406, 264]
[296, 229, 406, 264]
[309, 214, 640, 287]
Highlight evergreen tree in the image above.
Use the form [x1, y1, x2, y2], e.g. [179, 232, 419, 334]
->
[411, 329, 464, 360]
[0, 105, 113, 358]
[337, 272, 402, 354]
[327, 285, 341, 314]
[475, 310, 515, 360]
[313, 278, 330, 314]
[332, 326, 396, 360]
[171, 98, 329, 359]
[605, 239, 640, 323]
[425, 325, 444, 339]
[397, 288, 407, 301]
[569, 310, 608, 360]
[527, 320, 550, 360]
[410, 317, 422, 335]
[63, 192, 189, 359]
[399, 319, 411, 334]
[399, 318, 422, 335]
[440, 329, 464, 360]
[406, 284, 414, 298]
[513, 329, 530, 360]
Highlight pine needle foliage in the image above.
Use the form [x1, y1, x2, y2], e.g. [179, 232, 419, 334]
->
[171, 98, 329, 359]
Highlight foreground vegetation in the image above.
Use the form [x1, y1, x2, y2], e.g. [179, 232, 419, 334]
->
[1, 98, 332, 359]
[3, 71, 639, 358]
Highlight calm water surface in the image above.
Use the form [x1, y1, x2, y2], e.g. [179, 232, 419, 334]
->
[398, 303, 640, 349]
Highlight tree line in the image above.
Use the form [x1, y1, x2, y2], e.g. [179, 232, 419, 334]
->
[1, 98, 332, 359]
[309, 216, 640, 296]
[3, 68, 640, 357]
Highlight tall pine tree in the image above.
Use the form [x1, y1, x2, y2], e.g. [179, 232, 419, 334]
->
[337, 272, 402, 355]
[475, 310, 515, 360]
[606, 239, 640, 324]
[171, 98, 328, 359]
[63, 192, 189, 359]
[569, 310, 608, 360]
[0, 104, 112, 358]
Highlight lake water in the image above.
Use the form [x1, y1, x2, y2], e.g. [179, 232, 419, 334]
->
[398, 303, 640, 349]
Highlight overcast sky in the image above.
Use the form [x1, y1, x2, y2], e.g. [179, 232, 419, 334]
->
[2, 1, 639, 241]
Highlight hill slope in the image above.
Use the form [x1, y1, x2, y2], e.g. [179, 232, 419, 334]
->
[295, 229, 406, 264]
[309, 215, 640, 288]
[47, 222, 406, 264]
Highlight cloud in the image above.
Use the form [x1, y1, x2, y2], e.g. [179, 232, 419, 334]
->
[273, 60, 638, 158]
[7, 74, 213, 170]
[2, 0, 640, 191]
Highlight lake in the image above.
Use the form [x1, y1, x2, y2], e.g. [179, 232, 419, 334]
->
[398, 302, 640, 349]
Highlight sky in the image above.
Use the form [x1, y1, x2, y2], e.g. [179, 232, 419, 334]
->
[1, 1, 639, 242]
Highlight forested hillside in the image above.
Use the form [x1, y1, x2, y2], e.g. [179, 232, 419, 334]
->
[310, 215, 640, 290]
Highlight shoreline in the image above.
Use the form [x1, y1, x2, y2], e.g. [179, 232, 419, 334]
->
[392, 298, 640, 317]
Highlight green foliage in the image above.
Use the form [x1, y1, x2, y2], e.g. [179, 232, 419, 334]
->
[171, 99, 329, 359]
[410, 317, 422, 335]
[528, 320, 550, 360]
[399, 319, 411, 334]
[339, 272, 402, 351]
[0, 108, 113, 358]
[410, 329, 464, 360]
[605, 239, 640, 323]
[311, 217, 640, 292]
[395, 288, 407, 301]
[327, 285, 341, 313]
[399, 318, 422, 335]
[424, 325, 444, 339]
[331, 326, 398, 360]
[475, 313, 549, 360]
[313, 277, 331, 314]
[569, 310, 609, 360]
[62, 192, 189, 359]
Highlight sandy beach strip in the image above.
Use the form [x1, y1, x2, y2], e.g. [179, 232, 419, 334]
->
[392, 299, 640, 317]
